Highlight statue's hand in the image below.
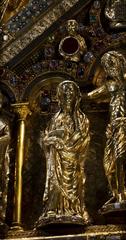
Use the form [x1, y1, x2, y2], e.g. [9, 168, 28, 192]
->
[48, 129, 64, 138]
[44, 136, 64, 149]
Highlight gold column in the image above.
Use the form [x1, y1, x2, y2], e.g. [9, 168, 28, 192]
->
[11, 103, 31, 230]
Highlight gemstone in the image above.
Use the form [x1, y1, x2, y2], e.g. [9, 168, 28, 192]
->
[32, 63, 42, 72]
[61, 37, 79, 54]
[49, 60, 58, 69]
[10, 76, 17, 85]
[77, 67, 84, 78]
[84, 52, 94, 63]
[90, 15, 96, 23]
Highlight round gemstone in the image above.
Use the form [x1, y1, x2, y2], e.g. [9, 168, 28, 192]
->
[84, 52, 94, 63]
[77, 67, 84, 77]
[61, 37, 79, 54]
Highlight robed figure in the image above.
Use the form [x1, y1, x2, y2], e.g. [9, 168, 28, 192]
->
[36, 80, 91, 228]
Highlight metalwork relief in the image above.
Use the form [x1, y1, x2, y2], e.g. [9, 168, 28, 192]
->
[0, 91, 10, 225]
[59, 19, 87, 62]
[0, 0, 29, 24]
[0, 0, 126, 238]
[105, 0, 126, 29]
[35, 80, 91, 229]
[88, 51, 126, 214]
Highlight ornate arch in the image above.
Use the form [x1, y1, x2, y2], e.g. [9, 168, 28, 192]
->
[22, 71, 75, 103]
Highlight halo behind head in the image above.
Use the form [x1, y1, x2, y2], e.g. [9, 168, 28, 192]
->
[57, 80, 81, 99]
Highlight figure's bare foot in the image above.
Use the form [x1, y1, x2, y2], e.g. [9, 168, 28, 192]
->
[47, 211, 56, 217]
[83, 211, 92, 225]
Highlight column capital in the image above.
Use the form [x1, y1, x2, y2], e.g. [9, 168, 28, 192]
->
[11, 102, 31, 120]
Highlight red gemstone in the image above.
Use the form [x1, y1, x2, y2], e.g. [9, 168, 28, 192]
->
[62, 37, 79, 54]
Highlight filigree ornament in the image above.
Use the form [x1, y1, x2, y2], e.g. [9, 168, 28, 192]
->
[59, 20, 87, 62]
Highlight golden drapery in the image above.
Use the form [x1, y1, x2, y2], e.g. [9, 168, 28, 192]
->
[37, 81, 91, 226]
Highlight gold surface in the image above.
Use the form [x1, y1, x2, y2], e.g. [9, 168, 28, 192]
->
[88, 51, 126, 206]
[36, 80, 91, 228]
[11, 103, 31, 226]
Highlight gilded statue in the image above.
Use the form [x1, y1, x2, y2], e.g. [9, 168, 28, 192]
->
[0, 91, 10, 224]
[36, 80, 91, 228]
[105, 0, 126, 28]
[88, 51, 126, 204]
[0, 0, 29, 24]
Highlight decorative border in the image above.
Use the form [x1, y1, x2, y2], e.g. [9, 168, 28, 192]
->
[0, 0, 79, 65]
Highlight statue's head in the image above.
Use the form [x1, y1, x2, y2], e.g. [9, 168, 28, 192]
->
[0, 91, 3, 109]
[101, 51, 126, 81]
[57, 80, 81, 111]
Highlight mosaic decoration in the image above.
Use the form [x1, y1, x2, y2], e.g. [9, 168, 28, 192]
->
[0, 0, 80, 65]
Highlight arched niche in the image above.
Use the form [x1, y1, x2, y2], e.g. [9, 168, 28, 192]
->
[21, 71, 75, 229]
[22, 71, 74, 101]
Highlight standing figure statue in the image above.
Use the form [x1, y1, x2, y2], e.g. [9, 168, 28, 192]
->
[0, 91, 10, 225]
[36, 80, 91, 228]
[88, 51, 126, 206]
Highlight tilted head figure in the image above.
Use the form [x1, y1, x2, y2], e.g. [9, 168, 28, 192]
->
[57, 80, 81, 112]
[101, 51, 126, 82]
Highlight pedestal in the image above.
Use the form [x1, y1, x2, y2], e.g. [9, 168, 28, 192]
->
[100, 201, 126, 224]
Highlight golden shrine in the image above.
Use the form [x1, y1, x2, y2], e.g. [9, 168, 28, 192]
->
[0, 1, 126, 240]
